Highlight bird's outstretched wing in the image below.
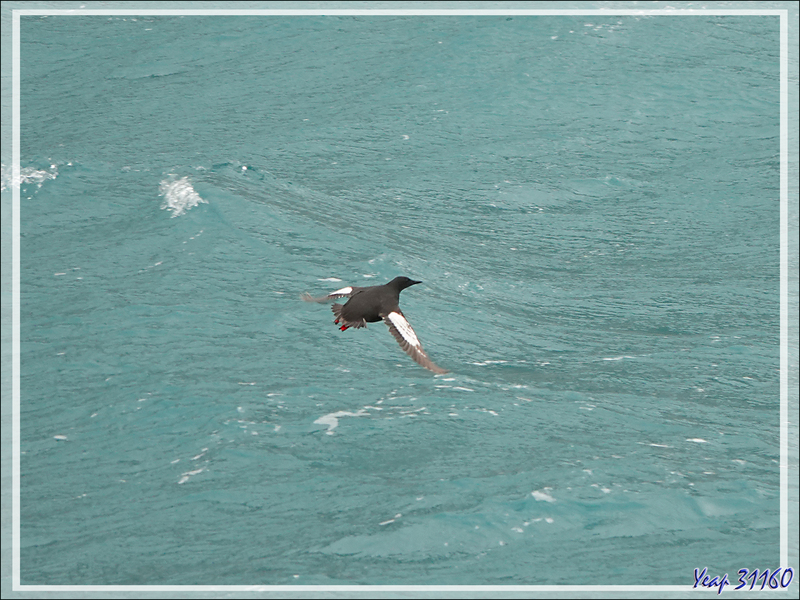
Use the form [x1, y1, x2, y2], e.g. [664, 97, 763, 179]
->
[301, 286, 357, 303]
[382, 310, 448, 374]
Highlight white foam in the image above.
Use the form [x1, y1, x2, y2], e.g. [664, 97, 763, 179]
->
[687, 438, 709, 443]
[531, 490, 556, 503]
[178, 467, 205, 484]
[318, 277, 342, 282]
[159, 175, 207, 217]
[1, 163, 58, 191]
[314, 409, 369, 434]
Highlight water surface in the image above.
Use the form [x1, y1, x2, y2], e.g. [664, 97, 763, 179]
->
[10, 11, 784, 586]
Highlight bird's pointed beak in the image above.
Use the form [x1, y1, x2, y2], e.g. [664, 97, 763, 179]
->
[411, 280, 422, 286]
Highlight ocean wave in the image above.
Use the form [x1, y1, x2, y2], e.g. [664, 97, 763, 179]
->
[1, 163, 58, 192]
[158, 175, 207, 217]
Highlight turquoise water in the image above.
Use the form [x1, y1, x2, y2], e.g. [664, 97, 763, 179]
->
[10, 11, 787, 586]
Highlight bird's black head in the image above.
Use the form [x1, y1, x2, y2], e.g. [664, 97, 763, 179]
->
[389, 276, 422, 291]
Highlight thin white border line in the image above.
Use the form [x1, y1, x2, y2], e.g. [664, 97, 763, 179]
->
[10, 7, 791, 592]
[11, 585, 693, 592]
[12, 8, 21, 592]
[12, 9, 789, 16]
[779, 8, 789, 572]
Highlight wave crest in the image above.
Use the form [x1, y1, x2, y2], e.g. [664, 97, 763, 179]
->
[159, 175, 207, 217]
[1, 163, 59, 192]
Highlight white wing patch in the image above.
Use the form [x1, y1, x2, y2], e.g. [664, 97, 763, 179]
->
[301, 285, 355, 303]
[386, 311, 420, 348]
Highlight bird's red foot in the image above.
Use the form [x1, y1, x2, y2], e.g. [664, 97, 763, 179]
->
[340, 325, 349, 331]
[334, 318, 340, 324]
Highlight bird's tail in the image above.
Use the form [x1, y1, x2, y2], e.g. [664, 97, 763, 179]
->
[331, 304, 344, 320]
[331, 304, 367, 330]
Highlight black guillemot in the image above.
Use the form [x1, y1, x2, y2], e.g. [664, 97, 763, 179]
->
[302, 276, 447, 374]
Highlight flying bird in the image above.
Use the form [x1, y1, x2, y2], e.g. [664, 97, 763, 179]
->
[302, 276, 447, 374]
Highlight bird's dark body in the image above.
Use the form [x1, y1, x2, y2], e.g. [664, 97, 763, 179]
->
[339, 285, 400, 324]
